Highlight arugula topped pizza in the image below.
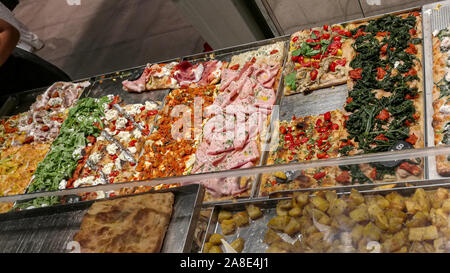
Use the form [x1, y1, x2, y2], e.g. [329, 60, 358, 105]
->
[284, 24, 352, 95]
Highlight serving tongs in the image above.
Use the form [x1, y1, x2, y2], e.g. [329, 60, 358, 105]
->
[111, 103, 146, 133]
[220, 239, 237, 253]
[101, 130, 137, 165]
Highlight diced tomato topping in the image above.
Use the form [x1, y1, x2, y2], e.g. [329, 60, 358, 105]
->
[336, 58, 346, 66]
[316, 119, 323, 127]
[87, 136, 96, 144]
[292, 36, 299, 43]
[129, 139, 137, 147]
[336, 171, 350, 183]
[285, 133, 293, 142]
[405, 43, 417, 54]
[376, 109, 390, 121]
[370, 168, 377, 179]
[375, 134, 389, 142]
[321, 33, 330, 40]
[280, 126, 287, 134]
[299, 137, 309, 144]
[377, 67, 387, 80]
[346, 97, 353, 103]
[306, 39, 315, 43]
[310, 69, 318, 81]
[406, 133, 418, 145]
[349, 68, 362, 80]
[381, 43, 388, 55]
[230, 64, 240, 70]
[313, 172, 326, 180]
[413, 113, 420, 120]
[333, 36, 342, 41]
[23, 136, 34, 144]
[404, 120, 412, 126]
[330, 61, 337, 72]
[377, 31, 389, 37]
[324, 112, 331, 121]
[409, 28, 416, 36]
[405, 93, 418, 100]
[323, 25, 329, 31]
[353, 28, 366, 38]
[270, 49, 279, 55]
[291, 56, 299, 62]
[399, 162, 421, 176]
[332, 123, 339, 130]
[317, 153, 329, 159]
[41, 125, 50, 132]
[404, 68, 417, 77]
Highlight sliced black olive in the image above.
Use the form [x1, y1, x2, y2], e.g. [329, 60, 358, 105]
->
[296, 121, 306, 130]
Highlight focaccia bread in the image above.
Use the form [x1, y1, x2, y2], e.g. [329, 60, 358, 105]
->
[73, 192, 174, 253]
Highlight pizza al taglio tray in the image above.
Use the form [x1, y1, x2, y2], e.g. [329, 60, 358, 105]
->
[0, 184, 204, 253]
[423, 0, 450, 180]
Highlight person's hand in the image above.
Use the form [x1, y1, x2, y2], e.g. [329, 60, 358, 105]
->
[0, 18, 19, 67]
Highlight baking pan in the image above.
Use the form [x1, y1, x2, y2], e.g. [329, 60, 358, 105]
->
[200, 182, 450, 253]
[423, 1, 450, 180]
[0, 183, 204, 253]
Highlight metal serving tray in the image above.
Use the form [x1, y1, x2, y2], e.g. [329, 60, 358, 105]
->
[0, 184, 204, 253]
[200, 182, 450, 253]
[252, 6, 429, 198]
[423, 1, 450, 180]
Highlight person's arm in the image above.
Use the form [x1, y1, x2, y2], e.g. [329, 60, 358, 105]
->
[0, 18, 19, 67]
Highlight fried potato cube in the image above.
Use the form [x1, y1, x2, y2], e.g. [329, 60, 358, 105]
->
[363, 222, 381, 241]
[264, 228, 282, 245]
[278, 199, 293, 210]
[375, 195, 390, 209]
[351, 224, 364, 243]
[349, 204, 369, 222]
[291, 239, 306, 253]
[325, 191, 338, 202]
[245, 204, 263, 220]
[203, 242, 213, 253]
[348, 189, 365, 209]
[367, 203, 383, 218]
[335, 214, 356, 230]
[284, 217, 301, 236]
[209, 233, 225, 245]
[317, 213, 332, 226]
[386, 192, 405, 211]
[310, 196, 329, 212]
[409, 241, 425, 253]
[208, 245, 223, 253]
[293, 192, 309, 208]
[288, 206, 302, 217]
[220, 219, 236, 235]
[230, 238, 245, 253]
[405, 199, 421, 215]
[442, 199, 450, 213]
[388, 217, 404, 233]
[406, 211, 428, 228]
[434, 238, 446, 253]
[374, 212, 389, 230]
[428, 190, 444, 209]
[409, 226, 439, 241]
[267, 215, 291, 232]
[385, 209, 407, 220]
[218, 210, 233, 223]
[232, 211, 249, 227]
[266, 241, 293, 253]
[430, 208, 447, 228]
[412, 188, 430, 212]
[382, 231, 406, 253]
[305, 232, 328, 252]
[327, 198, 347, 217]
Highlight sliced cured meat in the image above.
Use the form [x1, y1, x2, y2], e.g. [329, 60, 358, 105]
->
[207, 130, 235, 155]
[173, 62, 204, 86]
[198, 60, 222, 86]
[220, 69, 239, 91]
[223, 140, 259, 169]
[254, 85, 276, 109]
[122, 67, 149, 93]
[238, 77, 254, 99]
